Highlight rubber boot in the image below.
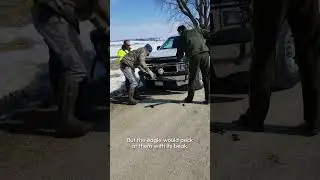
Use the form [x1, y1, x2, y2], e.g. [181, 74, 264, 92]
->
[128, 87, 138, 105]
[56, 80, 93, 137]
[134, 87, 142, 100]
[184, 90, 194, 103]
[204, 94, 209, 104]
[75, 77, 93, 121]
[125, 78, 130, 95]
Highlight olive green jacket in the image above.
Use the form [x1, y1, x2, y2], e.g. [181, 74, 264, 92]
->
[121, 47, 151, 72]
[176, 28, 210, 60]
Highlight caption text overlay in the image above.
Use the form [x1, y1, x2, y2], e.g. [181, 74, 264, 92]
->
[126, 137, 194, 149]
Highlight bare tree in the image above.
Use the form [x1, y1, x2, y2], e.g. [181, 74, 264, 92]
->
[154, 0, 210, 29]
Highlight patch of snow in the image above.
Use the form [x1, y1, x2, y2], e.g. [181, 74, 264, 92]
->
[110, 68, 142, 93]
[110, 69, 125, 93]
[110, 40, 165, 59]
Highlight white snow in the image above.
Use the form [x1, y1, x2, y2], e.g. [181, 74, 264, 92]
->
[110, 69, 125, 93]
[110, 40, 165, 58]
[110, 69, 142, 93]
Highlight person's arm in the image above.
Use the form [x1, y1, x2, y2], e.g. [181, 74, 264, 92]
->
[89, 13, 108, 33]
[176, 36, 185, 60]
[138, 66, 147, 73]
[89, 0, 109, 33]
[138, 52, 151, 72]
[198, 27, 211, 39]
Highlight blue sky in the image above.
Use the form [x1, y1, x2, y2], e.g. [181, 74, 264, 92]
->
[110, 0, 179, 41]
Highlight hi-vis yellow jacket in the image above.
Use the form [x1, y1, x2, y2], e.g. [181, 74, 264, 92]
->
[117, 49, 129, 63]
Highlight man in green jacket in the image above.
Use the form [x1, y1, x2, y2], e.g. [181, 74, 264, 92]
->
[176, 25, 210, 104]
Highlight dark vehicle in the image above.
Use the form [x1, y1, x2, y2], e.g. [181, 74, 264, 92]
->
[140, 36, 203, 90]
[210, 0, 299, 89]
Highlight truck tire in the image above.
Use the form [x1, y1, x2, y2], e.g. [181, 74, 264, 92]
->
[274, 21, 300, 89]
[179, 71, 203, 91]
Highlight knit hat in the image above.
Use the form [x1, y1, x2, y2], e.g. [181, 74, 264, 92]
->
[177, 25, 186, 33]
[144, 44, 153, 53]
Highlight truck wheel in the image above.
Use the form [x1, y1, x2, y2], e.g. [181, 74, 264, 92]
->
[274, 21, 300, 89]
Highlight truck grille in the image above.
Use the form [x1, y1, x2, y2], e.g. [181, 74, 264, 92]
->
[150, 66, 177, 73]
[163, 66, 177, 72]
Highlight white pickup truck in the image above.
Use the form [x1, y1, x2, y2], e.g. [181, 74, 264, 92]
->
[140, 36, 203, 90]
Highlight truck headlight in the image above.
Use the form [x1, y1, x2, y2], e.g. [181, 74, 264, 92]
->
[158, 68, 164, 75]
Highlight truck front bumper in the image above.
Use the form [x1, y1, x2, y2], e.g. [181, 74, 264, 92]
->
[155, 72, 188, 81]
[141, 72, 189, 87]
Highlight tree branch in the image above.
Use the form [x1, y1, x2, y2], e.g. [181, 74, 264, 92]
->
[177, 0, 198, 27]
[154, 0, 210, 29]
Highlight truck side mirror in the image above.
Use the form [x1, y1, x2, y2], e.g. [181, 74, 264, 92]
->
[157, 46, 161, 50]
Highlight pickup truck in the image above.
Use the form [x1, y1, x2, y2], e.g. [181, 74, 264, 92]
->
[210, 0, 300, 89]
[140, 36, 204, 90]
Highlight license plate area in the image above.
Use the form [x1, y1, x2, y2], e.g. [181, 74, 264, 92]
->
[155, 81, 164, 86]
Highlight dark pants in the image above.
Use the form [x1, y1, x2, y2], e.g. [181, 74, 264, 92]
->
[187, 52, 210, 100]
[32, 4, 87, 90]
[32, 5, 88, 119]
[248, 0, 320, 127]
[90, 29, 109, 79]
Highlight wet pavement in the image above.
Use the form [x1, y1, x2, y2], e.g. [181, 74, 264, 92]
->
[211, 46, 320, 180]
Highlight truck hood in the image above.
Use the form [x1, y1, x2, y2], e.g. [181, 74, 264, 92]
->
[149, 48, 177, 58]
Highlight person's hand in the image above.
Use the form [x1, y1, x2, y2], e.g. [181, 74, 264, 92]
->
[147, 70, 156, 79]
[138, 71, 145, 77]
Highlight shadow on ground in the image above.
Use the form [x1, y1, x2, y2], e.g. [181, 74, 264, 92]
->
[211, 121, 307, 136]
[111, 76, 248, 105]
[110, 86, 210, 106]
[210, 96, 244, 103]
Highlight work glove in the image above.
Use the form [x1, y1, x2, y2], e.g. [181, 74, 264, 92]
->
[138, 71, 144, 76]
[147, 70, 156, 80]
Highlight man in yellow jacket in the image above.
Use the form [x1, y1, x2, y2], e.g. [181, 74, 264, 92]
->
[117, 40, 131, 63]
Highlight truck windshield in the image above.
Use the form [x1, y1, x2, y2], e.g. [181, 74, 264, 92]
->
[159, 36, 180, 50]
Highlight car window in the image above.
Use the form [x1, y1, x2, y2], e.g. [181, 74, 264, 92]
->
[160, 37, 180, 50]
